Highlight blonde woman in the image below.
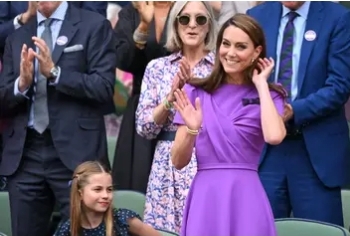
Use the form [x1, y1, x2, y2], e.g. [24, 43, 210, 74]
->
[135, 1, 218, 233]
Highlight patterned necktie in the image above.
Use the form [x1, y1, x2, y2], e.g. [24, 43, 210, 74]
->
[33, 18, 53, 134]
[278, 11, 299, 99]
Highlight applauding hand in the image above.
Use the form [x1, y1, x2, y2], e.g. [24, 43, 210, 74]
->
[177, 57, 192, 89]
[18, 44, 35, 92]
[173, 89, 202, 130]
[167, 57, 192, 102]
[132, 1, 154, 24]
[32, 36, 55, 78]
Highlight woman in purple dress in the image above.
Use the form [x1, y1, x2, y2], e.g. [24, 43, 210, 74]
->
[171, 14, 287, 236]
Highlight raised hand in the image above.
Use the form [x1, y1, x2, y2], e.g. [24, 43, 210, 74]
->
[132, 1, 154, 24]
[177, 57, 192, 89]
[32, 36, 55, 78]
[173, 89, 202, 130]
[20, 2, 37, 25]
[19, 44, 35, 92]
[167, 58, 192, 102]
[252, 57, 275, 86]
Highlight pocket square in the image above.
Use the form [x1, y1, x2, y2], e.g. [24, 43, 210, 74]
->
[63, 44, 84, 53]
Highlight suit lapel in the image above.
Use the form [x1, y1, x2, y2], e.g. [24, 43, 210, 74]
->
[297, 2, 324, 93]
[264, 3, 282, 82]
[51, 6, 81, 64]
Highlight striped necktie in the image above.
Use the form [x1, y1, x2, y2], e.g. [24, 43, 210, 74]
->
[278, 11, 299, 99]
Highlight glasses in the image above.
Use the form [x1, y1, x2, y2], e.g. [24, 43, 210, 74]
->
[177, 15, 208, 26]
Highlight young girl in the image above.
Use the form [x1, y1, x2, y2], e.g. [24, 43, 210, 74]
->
[55, 161, 161, 236]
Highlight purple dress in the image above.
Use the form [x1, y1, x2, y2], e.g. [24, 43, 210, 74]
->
[173, 83, 284, 236]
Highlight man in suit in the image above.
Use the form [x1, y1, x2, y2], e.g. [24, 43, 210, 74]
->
[0, 1, 116, 235]
[247, 1, 350, 226]
[0, 1, 108, 190]
[0, 1, 107, 59]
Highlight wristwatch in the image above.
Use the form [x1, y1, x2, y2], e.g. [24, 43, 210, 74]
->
[49, 66, 60, 82]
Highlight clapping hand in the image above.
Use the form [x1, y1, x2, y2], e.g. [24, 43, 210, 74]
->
[132, 1, 154, 24]
[173, 89, 202, 130]
[167, 57, 192, 102]
[32, 36, 54, 78]
[252, 57, 275, 87]
[177, 57, 192, 89]
[18, 44, 35, 92]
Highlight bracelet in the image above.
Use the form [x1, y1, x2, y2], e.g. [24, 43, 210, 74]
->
[135, 43, 145, 50]
[163, 98, 173, 110]
[186, 127, 199, 136]
[133, 29, 148, 45]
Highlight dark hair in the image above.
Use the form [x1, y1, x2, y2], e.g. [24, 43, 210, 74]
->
[189, 14, 283, 95]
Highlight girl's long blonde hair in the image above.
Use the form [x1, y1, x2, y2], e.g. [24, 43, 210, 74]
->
[70, 161, 114, 236]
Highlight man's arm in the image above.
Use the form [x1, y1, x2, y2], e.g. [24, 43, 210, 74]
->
[80, 1, 107, 17]
[55, 19, 116, 103]
[291, 11, 350, 126]
[0, 2, 16, 49]
[0, 37, 28, 118]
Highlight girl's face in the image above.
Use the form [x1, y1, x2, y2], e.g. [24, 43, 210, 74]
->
[80, 173, 113, 213]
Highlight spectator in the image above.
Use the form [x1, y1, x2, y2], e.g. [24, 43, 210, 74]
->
[248, 1, 350, 226]
[0, 1, 108, 192]
[54, 161, 160, 236]
[171, 14, 285, 235]
[0, 1, 107, 60]
[111, 1, 173, 193]
[218, 1, 256, 26]
[107, 1, 130, 28]
[0, 1, 116, 235]
[135, 1, 217, 232]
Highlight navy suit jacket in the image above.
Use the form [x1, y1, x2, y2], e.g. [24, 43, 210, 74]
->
[247, 1, 350, 188]
[0, 1, 107, 57]
[0, 5, 116, 175]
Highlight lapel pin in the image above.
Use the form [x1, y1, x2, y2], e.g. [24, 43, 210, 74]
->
[304, 30, 316, 41]
[56, 36, 68, 46]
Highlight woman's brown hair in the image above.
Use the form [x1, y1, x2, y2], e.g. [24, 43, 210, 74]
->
[70, 161, 114, 236]
[189, 13, 283, 95]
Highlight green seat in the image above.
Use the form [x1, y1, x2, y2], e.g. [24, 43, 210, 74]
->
[0, 192, 11, 236]
[113, 190, 146, 219]
[276, 218, 350, 236]
[107, 136, 117, 166]
[342, 189, 350, 230]
[156, 228, 179, 236]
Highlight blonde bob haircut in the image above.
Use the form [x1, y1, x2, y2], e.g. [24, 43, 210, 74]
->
[165, 1, 218, 52]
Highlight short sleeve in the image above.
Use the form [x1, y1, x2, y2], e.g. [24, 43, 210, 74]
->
[270, 90, 285, 116]
[115, 208, 141, 228]
[54, 220, 70, 236]
[173, 84, 197, 125]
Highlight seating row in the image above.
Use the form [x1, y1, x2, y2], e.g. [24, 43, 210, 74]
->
[1, 190, 350, 236]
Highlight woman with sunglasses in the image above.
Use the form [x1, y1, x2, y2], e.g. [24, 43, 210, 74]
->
[112, 1, 174, 195]
[135, 1, 218, 233]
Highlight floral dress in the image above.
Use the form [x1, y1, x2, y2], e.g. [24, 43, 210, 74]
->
[135, 51, 215, 233]
[54, 208, 140, 236]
